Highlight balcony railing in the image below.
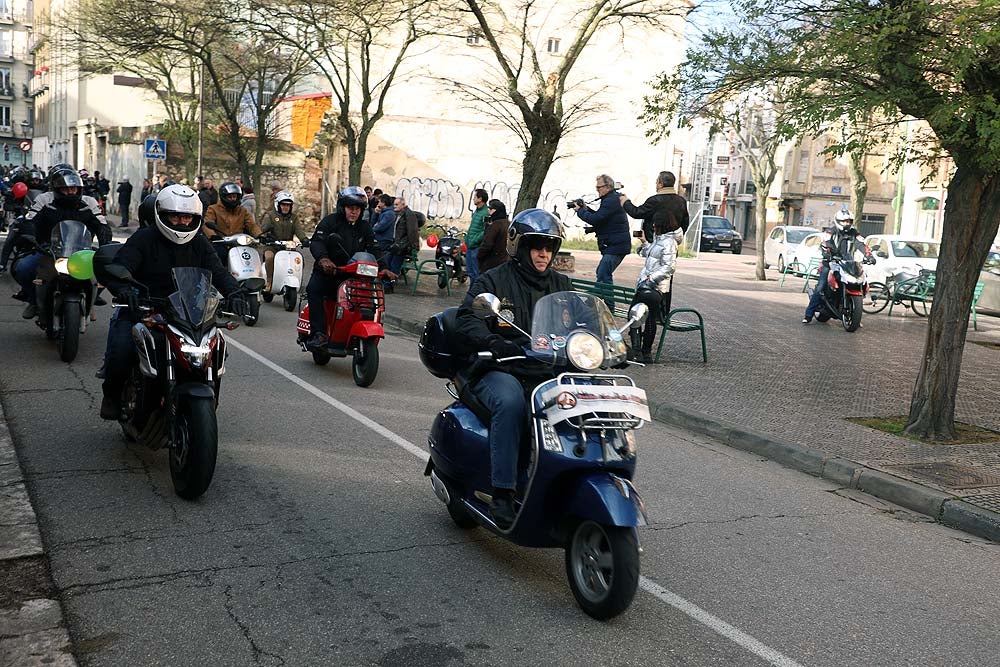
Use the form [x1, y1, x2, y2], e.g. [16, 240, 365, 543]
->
[28, 72, 46, 96]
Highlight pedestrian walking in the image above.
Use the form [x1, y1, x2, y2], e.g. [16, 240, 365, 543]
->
[116, 176, 133, 227]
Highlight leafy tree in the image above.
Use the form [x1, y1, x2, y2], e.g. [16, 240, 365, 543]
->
[645, 0, 1000, 440]
[459, 0, 689, 212]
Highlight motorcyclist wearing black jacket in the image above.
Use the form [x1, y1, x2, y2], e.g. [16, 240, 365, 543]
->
[803, 207, 875, 323]
[98, 184, 246, 420]
[305, 185, 378, 350]
[454, 208, 572, 527]
[12, 166, 111, 320]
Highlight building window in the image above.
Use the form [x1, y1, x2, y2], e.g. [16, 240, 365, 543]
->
[0, 67, 9, 88]
[466, 31, 482, 46]
[547, 37, 560, 53]
[796, 150, 809, 182]
[0, 30, 10, 57]
[0, 105, 11, 128]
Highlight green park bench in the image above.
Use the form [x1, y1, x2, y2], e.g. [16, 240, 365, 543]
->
[569, 277, 707, 363]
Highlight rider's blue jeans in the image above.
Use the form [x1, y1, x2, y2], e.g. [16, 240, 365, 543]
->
[472, 370, 526, 490]
[804, 265, 830, 320]
[13, 252, 43, 304]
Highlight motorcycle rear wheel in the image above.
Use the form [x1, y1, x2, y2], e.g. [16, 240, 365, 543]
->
[59, 301, 81, 362]
[283, 287, 297, 312]
[565, 521, 639, 621]
[862, 282, 891, 314]
[843, 294, 863, 332]
[352, 343, 379, 387]
[169, 398, 218, 500]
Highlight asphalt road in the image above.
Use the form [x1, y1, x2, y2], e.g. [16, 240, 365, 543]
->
[2, 270, 1000, 667]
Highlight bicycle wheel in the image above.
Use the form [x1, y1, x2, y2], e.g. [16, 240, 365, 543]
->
[911, 297, 930, 317]
[863, 282, 891, 314]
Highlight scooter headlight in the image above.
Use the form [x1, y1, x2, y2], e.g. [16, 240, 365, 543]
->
[566, 331, 604, 371]
[236, 234, 252, 246]
[357, 263, 378, 277]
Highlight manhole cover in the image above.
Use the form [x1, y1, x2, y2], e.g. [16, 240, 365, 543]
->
[961, 493, 1000, 514]
[885, 462, 1000, 489]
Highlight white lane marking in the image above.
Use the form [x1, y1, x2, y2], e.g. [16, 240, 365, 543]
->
[226, 338, 426, 459]
[227, 336, 805, 667]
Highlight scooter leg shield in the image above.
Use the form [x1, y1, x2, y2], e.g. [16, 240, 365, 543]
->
[563, 474, 647, 528]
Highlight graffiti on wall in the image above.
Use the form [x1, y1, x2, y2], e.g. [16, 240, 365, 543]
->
[395, 177, 465, 220]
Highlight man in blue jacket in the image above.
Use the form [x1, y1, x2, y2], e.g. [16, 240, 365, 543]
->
[571, 173, 631, 306]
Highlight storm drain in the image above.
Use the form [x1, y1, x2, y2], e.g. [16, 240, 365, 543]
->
[961, 493, 1000, 514]
[884, 462, 1000, 490]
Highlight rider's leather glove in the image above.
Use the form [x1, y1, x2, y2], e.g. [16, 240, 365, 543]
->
[863, 255, 876, 265]
[488, 335, 522, 359]
[115, 287, 140, 314]
[317, 257, 336, 275]
[228, 292, 249, 319]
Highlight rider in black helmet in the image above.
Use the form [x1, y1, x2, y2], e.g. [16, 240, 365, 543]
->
[453, 208, 572, 527]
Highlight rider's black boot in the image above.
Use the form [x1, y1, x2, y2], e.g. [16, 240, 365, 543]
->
[489, 488, 516, 528]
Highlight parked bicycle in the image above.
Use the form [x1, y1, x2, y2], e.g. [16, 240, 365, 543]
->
[862, 267, 934, 316]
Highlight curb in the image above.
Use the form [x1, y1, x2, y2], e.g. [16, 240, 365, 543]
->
[384, 313, 1000, 544]
[0, 396, 79, 666]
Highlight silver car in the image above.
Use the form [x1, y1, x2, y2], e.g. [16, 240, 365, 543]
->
[764, 226, 818, 272]
[978, 248, 1000, 316]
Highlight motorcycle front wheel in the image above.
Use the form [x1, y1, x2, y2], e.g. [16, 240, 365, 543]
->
[244, 296, 261, 327]
[842, 294, 863, 332]
[283, 287, 297, 312]
[59, 301, 81, 362]
[352, 342, 379, 387]
[169, 398, 218, 500]
[565, 521, 639, 621]
[262, 291, 274, 303]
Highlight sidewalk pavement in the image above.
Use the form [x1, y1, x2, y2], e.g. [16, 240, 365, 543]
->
[383, 247, 1000, 542]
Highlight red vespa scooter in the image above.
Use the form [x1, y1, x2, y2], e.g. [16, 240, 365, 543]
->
[296, 251, 385, 386]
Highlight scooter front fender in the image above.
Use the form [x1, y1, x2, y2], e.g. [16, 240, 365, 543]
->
[349, 320, 384, 341]
[562, 473, 647, 528]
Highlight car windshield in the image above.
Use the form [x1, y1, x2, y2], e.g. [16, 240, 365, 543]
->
[703, 217, 734, 231]
[529, 292, 627, 367]
[891, 241, 940, 258]
[786, 229, 813, 244]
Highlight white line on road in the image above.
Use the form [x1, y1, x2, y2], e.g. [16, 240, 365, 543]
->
[226, 336, 805, 667]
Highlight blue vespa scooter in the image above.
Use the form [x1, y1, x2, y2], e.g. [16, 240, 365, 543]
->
[419, 291, 650, 620]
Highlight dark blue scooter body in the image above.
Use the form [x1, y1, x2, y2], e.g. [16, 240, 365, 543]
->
[427, 376, 646, 549]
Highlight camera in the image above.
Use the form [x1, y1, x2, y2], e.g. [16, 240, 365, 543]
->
[584, 227, 596, 235]
[632, 230, 644, 238]
[565, 198, 584, 210]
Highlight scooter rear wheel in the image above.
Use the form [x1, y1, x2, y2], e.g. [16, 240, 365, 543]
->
[312, 350, 331, 366]
[244, 297, 261, 327]
[565, 521, 639, 621]
[262, 292, 274, 303]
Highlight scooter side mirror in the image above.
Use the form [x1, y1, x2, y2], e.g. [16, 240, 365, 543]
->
[471, 293, 502, 319]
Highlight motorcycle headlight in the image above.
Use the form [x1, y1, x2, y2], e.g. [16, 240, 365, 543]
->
[180, 344, 212, 368]
[54, 258, 70, 274]
[566, 331, 604, 370]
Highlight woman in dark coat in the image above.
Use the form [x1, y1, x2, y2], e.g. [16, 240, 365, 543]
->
[477, 199, 511, 273]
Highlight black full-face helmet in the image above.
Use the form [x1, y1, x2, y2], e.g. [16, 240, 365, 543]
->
[506, 208, 564, 268]
[219, 181, 242, 209]
[337, 186, 367, 218]
[49, 167, 84, 208]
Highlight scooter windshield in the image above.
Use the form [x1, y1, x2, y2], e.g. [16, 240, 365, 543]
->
[529, 292, 627, 367]
[54, 220, 93, 258]
[166, 267, 220, 329]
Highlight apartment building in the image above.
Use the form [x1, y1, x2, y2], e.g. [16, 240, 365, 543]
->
[0, 0, 35, 166]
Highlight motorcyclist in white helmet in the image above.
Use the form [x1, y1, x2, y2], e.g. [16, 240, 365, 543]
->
[259, 190, 308, 292]
[97, 184, 248, 419]
[802, 206, 875, 323]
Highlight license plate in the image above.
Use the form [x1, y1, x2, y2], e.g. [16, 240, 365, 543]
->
[717, 243, 731, 248]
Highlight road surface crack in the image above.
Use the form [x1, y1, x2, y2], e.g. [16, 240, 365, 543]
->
[646, 512, 836, 531]
[223, 584, 287, 666]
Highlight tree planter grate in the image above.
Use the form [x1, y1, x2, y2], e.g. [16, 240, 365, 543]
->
[960, 493, 1000, 514]
[884, 462, 1000, 490]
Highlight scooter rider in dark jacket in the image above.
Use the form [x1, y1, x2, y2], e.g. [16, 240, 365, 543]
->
[454, 209, 572, 528]
[13, 166, 111, 320]
[98, 185, 247, 420]
[305, 186, 378, 350]
[803, 206, 875, 323]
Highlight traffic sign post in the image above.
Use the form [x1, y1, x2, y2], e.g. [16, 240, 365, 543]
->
[144, 139, 166, 161]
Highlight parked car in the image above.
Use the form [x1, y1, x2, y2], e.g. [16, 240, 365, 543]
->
[784, 231, 826, 273]
[977, 246, 1000, 316]
[764, 225, 818, 272]
[862, 235, 940, 285]
[699, 216, 743, 254]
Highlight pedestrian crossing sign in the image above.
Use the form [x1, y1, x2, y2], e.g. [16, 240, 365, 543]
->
[144, 139, 167, 161]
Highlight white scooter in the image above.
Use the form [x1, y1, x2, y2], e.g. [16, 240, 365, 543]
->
[212, 233, 266, 326]
[260, 238, 304, 312]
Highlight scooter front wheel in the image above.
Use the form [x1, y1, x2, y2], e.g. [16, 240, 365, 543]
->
[352, 342, 379, 387]
[565, 521, 639, 621]
[244, 296, 261, 327]
[283, 287, 297, 312]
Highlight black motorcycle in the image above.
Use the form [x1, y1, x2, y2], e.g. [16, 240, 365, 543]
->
[15, 220, 97, 362]
[101, 264, 238, 500]
[427, 224, 467, 289]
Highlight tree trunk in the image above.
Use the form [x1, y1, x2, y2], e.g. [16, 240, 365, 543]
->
[515, 116, 561, 214]
[754, 187, 769, 279]
[848, 151, 868, 219]
[904, 167, 1000, 440]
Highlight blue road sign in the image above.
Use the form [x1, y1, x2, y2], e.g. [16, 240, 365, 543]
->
[144, 139, 167, 161]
